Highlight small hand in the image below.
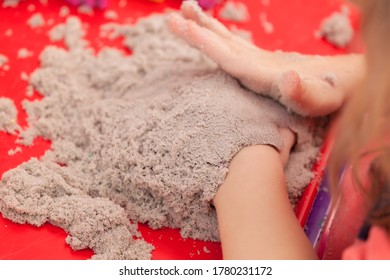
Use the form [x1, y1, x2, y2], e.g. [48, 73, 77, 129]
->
[212, 126, 317, 259]
[168, 1, 358, 116]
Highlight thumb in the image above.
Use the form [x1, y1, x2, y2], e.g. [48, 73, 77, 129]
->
[278, 127, 296, 166]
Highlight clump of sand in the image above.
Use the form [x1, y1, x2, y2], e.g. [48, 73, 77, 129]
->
[59, 6, 70, 18]
[17, 48, 34, 59]
[0, 13, 324, 259]
[218, 0, 250, 22]
[259, 12, 274, 34]
[7, 147, 22, 156]
[27, 13, 45, 28]
[104, 10, 119, 20]
[316, 6, 353, 48]
[0, 98, 20, 134]
[48, 16, 88, 49]
[0, 54, 8, 68]
[2, 0, 21, 8]
[77, 5, 94, 16]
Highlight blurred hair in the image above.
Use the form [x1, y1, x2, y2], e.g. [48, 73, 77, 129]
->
[329, 0, 390, 231]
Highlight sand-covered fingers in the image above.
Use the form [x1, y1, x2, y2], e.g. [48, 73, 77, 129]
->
[167, 13, 228, 59]
[168, 12, 276, 93]
[169, 2, 349, 117]
[180, 0, 257, 49]
[181, 0, 232, 38]
[168, 13, 245, 68]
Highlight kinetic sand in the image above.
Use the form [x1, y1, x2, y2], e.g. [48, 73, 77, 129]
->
[0, 98, 20, 134]
[27, 12, 45, 28]
[218, 0, 250, 22]
[316, 7, 353, 48]
[2, 0, 20, 8]
[0, 11, 324, 259]
[0, 54, 8, 68]
[17, 48, 34, 59]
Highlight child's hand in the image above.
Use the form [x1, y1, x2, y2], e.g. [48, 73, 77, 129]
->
[168, 1, 359, 117]
[212, 127, 317, 259]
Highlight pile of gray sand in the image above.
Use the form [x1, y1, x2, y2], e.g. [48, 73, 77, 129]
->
[0, 14, 324, 259]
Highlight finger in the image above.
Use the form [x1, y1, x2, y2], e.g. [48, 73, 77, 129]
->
[181, 0, 232, 38]
[167, 13, 192, 40]
[168, 13, 273, 91]
[181, 1, 257, 50]
[167, 13, 235, 65]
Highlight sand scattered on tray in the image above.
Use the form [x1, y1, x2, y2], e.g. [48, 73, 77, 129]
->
[59, 6, 70, 17]
[99, 23, 119, 39]
[0, 98, 21, 134]
[21, 71, 29, 81]
[0, 9, 324, 259]
[8, 147, 22, 156]
[0, 54, 8, 68]
[77, 4, 94, 16]
[27, 13, 45, 28]
[17, 48, 34, 59]
[104, 10, 119, 20]
[2, 0, 20, 8]
[27, 3, 36, 12]
[316, 6, 353, 48]
[48, 16, 88, 50]
[99, 22, 132, 40]
[5, 28, 13, 36]
[218, 0, 250, 22]
[259, 12, 274, 34]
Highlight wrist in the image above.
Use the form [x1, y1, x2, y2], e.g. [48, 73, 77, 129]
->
[230, 145, 282, 169]
[214, 145, 284, 202]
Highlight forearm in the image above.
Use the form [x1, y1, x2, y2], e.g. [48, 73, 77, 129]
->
[213, 145, 317, 259]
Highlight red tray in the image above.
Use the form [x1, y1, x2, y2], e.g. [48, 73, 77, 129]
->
[0, 0, 359, 260]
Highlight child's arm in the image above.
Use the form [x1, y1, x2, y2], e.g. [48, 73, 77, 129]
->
[168, 1, 365, 117]
[213, 129, 317, 259]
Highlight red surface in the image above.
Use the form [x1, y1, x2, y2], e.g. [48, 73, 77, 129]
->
[294, 133, 334, 227]
[0, 0, 360, 259]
